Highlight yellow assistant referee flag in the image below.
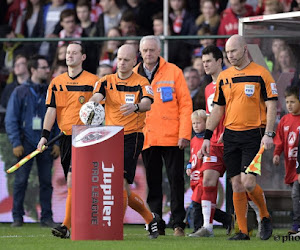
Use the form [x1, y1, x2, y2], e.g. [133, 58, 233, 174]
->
[245, 146, 265, 175]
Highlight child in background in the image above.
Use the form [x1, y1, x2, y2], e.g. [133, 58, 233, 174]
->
[186, 109, 207, 234]
[273, 85, 300, 235]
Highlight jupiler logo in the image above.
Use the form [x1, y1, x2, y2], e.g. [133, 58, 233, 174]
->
[100, 162, 114, 227]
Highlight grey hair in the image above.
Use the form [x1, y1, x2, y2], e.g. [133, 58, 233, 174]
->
[139, 35, 161, 50]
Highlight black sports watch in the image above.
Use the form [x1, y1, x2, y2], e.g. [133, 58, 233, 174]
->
[134, 104, 139, 113]
[264, 131, 276, 138]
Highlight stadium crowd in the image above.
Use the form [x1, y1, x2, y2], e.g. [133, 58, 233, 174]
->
[1, 0, 300, 99]
[1, 0, 300, 240]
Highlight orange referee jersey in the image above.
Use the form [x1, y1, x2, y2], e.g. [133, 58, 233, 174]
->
[213, 62, 278, 131]
[46, 70, 99, 135]
[93, 72, 154, 135]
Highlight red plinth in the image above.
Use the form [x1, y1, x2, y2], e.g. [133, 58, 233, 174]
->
[71, 126, 124, 240]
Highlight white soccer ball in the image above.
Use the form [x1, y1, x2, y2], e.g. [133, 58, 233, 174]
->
[79, 101, 105, 125]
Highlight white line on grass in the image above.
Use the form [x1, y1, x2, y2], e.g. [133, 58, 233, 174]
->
[0, 235, 48, 238]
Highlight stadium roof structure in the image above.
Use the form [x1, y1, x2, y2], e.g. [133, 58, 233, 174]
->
[239, 11, 300, 38]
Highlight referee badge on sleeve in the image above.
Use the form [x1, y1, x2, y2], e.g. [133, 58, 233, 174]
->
[271, 83, 278, 95]
[145, 85, 153, 95]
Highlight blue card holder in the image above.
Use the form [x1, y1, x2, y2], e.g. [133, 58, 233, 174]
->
[161, 87, 173, 102]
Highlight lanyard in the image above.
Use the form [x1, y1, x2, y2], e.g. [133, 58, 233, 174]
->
[29, 86, 42, 117]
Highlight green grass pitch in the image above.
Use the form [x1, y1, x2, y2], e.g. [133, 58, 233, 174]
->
[0, 223, 299, 250]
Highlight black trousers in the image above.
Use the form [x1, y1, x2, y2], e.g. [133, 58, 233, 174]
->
[142, 146, 186, 229]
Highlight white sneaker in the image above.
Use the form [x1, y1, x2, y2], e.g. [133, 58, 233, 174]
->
[188, 227, 214, 237]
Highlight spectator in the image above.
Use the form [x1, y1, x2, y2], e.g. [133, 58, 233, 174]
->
[21, 0, 45, 54]
[99, 26, 123, 72]
[169, 0, 196, 36]
[22, 0, 45, 54]
[23, 0, 44, 37]
[195, 0, 220, 36]
[76, 0, 100, 74]
[96, 63, 113, 78]
[51, 43, 68, 71]
[1, 55, 29, 109]
[38, 0, 74, 61]
[152, 11, 191, 70]
[168, 0, 196, 69]
[192, 56, 211, 85]
[263, 38, 287, 72]
[184, 66, 203, 111]
[5, 54, 60, 228]
[5, 0, 27, 34]
[152, 11, 166, 36]
[193, 28, 217, 58]
[58, 9, 82, 47]
[0, 24, 27, 86]
[290, 0, 300, 11]
[124, 38, 142, 63]
[90, 0, 103, 22]
[49, 59, 67, 80]
[280, 0, 293, 11]
[76, 0, 97, 36]
[119, 10, 137, 36]
[217, 0, 254, 48]
[96, 0, 124, 37]
[273, 45, 296, 76]
[133, 35, 193, 237]
[125, 0, 162, 35]
[263, 0, 284, 14]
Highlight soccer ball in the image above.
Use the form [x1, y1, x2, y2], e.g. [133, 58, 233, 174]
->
[79, 101, 105, 125]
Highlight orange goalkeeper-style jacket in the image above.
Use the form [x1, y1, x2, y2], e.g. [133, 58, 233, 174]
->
[133, 56, 192, 150]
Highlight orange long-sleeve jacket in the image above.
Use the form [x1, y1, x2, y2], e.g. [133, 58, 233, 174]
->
[133, 57, 192, 150]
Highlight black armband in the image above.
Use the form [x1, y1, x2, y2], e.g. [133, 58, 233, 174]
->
[41, 129, 50, 141]
[204, 129, 213, 140]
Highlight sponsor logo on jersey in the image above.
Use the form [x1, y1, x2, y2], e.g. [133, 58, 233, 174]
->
[288, 131, 297, 146]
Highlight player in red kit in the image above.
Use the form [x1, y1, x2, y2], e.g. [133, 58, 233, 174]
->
[273, 85, 300, 235]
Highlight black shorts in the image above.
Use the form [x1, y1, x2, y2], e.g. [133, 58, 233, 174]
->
[59, 134, 72, 180]
[223, 128, 264, 179]
[124, 132, 144, 184]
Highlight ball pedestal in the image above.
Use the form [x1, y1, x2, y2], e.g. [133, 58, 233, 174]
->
[71, 125, 124, 240]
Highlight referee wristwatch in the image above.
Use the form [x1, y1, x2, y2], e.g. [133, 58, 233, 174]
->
[264, 131, 276, 138]
[134, 104, 139, 113]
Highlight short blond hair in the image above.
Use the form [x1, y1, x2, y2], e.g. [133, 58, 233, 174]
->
[191, 109, 207, 121]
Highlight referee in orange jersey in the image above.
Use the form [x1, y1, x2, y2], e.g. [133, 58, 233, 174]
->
[201, 35, 278, 241]
[37, 42, 99, 239]
[90, 44, 160, 239]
